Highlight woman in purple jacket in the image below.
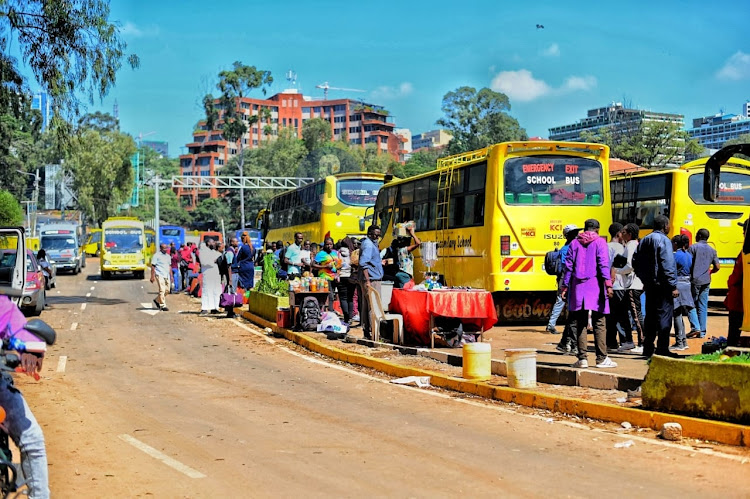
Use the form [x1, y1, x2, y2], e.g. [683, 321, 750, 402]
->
[561, 219, 617, 369]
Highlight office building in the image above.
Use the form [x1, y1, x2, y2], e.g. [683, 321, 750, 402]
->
[31, 91, 51, 131]
[687, 103, 750, 154]
[411, 129, 453, 151]
[178, 89, 401, 207]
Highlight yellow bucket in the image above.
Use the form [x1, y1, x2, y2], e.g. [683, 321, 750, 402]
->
[462, 342, 491, 380]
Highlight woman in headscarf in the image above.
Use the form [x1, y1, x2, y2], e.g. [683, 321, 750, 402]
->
[313, 237, 341, 309]
[235, 231, 256, 291]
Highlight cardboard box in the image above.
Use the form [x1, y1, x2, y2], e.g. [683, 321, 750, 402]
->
[393, 221, 415, 237]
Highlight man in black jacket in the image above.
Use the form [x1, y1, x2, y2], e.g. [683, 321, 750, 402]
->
[633, 215, 680, 358]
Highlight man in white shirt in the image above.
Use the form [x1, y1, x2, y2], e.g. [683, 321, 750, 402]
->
[150, 243, 172, 311]
[284, 232, 304, 278]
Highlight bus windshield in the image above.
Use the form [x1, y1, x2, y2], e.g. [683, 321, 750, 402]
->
[41, 236, 77, 251]
[337, 179, 382, 206]
[161, 228, 182, 236]
[688, 172, 750, 205]
[104, 229, 143, 253]
[504, 156, 604, 205]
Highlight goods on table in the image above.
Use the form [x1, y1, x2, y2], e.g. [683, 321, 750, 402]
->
[288, 276, 329, 293]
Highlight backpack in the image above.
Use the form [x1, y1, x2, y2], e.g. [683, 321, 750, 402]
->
[299, 296, 322, 331]
[544, 248, 564, 276]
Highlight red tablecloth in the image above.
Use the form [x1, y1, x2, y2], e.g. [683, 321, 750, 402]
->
[389, 289, 498, 346]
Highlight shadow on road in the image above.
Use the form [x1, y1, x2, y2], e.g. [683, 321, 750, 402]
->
[47, 295, 128, 306]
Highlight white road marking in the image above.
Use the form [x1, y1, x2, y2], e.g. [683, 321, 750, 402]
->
[140, 303, 160, 316]
[118, 434, 205, 478]
[86, 293, 91, 297]
[56, 356, 67, 372]
[233, 319, 749, 465]
[80, 303, 86, 311]
[70, 323, 78, 331]
[90, 286, 95, 291]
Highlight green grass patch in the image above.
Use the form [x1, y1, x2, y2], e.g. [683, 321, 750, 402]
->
[687, 351, 750, 363]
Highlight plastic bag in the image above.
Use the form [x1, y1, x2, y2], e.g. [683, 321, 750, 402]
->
[317, 311, 347, 333]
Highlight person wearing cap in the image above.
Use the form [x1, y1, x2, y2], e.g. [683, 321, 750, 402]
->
[687, 228, 720, 338]
[548, 224, 579, 354]
[561, 218, 617, 369]
[724, 219, 748, 347]
[633, 215, 680, 358]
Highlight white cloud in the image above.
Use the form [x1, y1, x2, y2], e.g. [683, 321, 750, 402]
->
[490, 69, 597, 102]
[119, 21, 159, 38]
[562, 75, 597, 91]
[491, 69, 551, 102]
[717, 51, 750, 80]
[541, 43, 560, 57]
[370, 82, 413, 99]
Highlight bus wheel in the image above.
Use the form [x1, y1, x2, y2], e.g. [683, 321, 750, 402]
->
[134, 271, 144, 280]
[102, 271, 111, 280]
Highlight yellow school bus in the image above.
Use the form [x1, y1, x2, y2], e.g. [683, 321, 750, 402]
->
[144, 228, 156, 263]
[83, 229, 101, 256]
[374, 141, 612, 322]
[611, 157, 750, 292]
[100, 217, 146, 279]
[263, 172, 387, 245]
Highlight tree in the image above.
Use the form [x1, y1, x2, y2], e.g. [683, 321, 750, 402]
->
[129, 187, 191, 227]
[580, 121, 704, 168]
[203, 61, 273, 228]
[190, 198, 232, 230]
[437, 87, 527, 155]
[76, 111, 119, 133]
[0, 0, 139, 127]
[0, 102, 43, 197]
[393, 148, 447, 178]
[0, 189, 23, 225]
[301, 117, 332, 152]
[723, 133, 750, 160]
[65, 129, 136, 226]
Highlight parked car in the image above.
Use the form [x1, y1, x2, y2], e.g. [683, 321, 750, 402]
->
[14, 250, 45, 316]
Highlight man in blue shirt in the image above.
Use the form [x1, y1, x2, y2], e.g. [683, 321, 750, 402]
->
[687, 229, 720, 338]
[358, 225, 384, 340]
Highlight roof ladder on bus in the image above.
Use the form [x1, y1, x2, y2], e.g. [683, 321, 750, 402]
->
[435, 163, 455, 276]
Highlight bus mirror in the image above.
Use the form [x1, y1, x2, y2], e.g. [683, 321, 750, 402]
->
[359, 218, 365, 232]
[704, 143, 750, 202]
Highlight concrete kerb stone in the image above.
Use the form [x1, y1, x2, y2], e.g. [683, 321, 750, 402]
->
[240, 310, 750, 447]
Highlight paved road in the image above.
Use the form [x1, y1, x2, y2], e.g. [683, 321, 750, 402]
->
[19, 257, 750, 497]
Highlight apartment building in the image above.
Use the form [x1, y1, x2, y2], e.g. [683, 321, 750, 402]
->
[178, 89, 401, 207]
[411, 129, 452, 151]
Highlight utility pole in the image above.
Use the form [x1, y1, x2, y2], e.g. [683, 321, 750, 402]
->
[154, 175, 161, 248]
[17, 169, 40, 236]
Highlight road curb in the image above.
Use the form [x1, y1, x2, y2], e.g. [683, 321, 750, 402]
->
[241, 310, 750, 447]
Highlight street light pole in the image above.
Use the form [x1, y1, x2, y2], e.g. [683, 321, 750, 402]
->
[154, 175, 161, 249]
[17, 169, 40, 236]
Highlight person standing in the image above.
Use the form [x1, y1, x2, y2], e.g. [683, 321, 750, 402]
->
[170, 247, 181, 292]
[617, 223, 644, 353]
[284, 232, 304, 279]
[235, 232, 256, 291]
[300, 240, 313, 274]
[198, 240, 223, 316]
[688, 229, 720, 338]
[725, 220, 747, 347]
[561, 219, 616, 369]
[548, 224, 579, 336]
[633, 215, 680, 358]
[671, 235, 698, 351]
[313, 237, 341, 309]
[337, 243, 356, 326]
[180, 243, 194, 291]
[606, 223, 629, 351]
[150, 243, 172, 311]
[358, 225, 384, 340]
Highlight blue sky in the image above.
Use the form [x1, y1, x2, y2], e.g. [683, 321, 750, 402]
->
[73, 0, 750, 157]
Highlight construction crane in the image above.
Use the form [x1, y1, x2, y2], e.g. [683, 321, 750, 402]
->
[315, 81, 366, 100]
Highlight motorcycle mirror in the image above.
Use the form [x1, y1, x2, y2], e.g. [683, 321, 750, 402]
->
[24, 319, 56, 345]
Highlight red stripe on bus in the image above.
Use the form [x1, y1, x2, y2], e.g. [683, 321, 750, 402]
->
[507, 258, 526, 272]
[520, 259, 534, 272]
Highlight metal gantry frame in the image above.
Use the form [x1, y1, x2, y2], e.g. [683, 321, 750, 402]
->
[170, 176, 315, 190]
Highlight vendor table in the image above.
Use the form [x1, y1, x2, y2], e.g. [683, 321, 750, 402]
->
[289, 290, 330, 330]
[388, 289, 497, 346]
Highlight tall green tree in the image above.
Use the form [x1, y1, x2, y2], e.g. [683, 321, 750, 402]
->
[65, 129, 136, 226]
[723, 133, 750, 160]
[437, 87, 527, 155]
[301, 117, 332, 153]
[76, 111, 119, 133]
[0, 101, 43, 197]
[393, 148, 447, 178]
[0, 189, 23, 225]
[203, 61, 273, 228]
[130, 187, 191, 227]
[580, 121, 704, 167]
[0, 1, 138, 133]
[190, 197, 232, 230]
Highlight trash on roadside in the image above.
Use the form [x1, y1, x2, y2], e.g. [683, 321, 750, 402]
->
[616, 397, 627, 403]
[658, 422, 682, 441]
[614, 440, 634, 448]
[621, 421, 632, 429]
[390, 376, 431, 388]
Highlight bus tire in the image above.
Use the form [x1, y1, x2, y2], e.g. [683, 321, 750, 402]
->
[102, 271, 111, 280]
[134, 271, 144, 280]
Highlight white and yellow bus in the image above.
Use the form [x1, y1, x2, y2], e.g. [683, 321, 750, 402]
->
[611, 157, 750, 292]
[263, 172, 387, 245]
[374, 141, 612, 322]
[100, 217, 147, 279]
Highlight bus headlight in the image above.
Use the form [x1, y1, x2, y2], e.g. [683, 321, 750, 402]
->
[104, 260, 111, 266]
